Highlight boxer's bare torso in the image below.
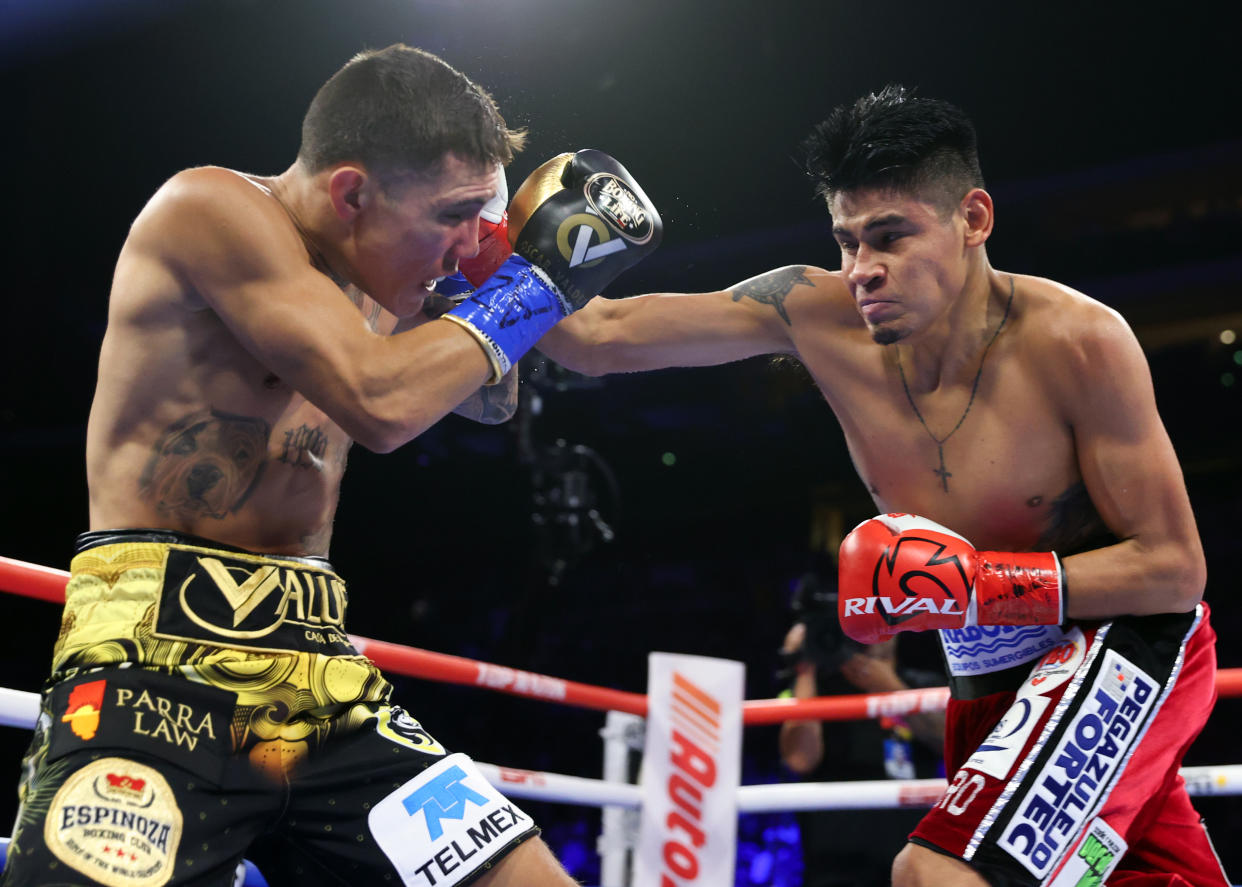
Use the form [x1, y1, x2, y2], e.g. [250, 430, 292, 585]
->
[539, 185, 1202, 619]
[87, 165, 508, 556]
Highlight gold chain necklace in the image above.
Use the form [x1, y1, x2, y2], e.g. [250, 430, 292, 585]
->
[896, 275, 1015, 493]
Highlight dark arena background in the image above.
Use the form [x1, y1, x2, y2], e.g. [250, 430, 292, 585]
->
[3, 1, 1240, 884]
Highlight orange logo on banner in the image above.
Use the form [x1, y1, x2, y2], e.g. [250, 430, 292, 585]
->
[61, 680, 106, 741]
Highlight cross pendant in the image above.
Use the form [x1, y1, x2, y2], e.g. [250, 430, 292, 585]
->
[932, 444, 952, 492]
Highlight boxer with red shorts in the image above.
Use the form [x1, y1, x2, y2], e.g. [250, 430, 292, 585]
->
[836, 514, 1227, 886]
[536, 85, 1231, 885]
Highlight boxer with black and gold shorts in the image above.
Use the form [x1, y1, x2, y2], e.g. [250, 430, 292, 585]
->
[3, 531, 538, 887]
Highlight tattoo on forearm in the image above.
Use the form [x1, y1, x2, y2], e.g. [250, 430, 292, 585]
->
[139, 408, 270, 519]
[278, 424, 330, 471]
[454, 369, 520, 424]
[731, 266, 812, 326]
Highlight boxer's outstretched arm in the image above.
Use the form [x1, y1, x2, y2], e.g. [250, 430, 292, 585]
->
[537, 265, 836, 375]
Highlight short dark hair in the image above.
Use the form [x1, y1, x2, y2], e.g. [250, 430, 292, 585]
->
[298, 44, 525, 187]
[803, 85, 984, 213]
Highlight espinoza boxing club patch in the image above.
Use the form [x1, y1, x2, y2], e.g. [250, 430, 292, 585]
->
[44, 757, 184, 887]
[368, 753, 536, 887]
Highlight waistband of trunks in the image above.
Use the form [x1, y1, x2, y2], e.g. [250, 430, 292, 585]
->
[59, 531, 357, 663]
[76, 528, 334, 572]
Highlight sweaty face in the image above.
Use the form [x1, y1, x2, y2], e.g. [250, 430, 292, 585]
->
[830, 188, 969, 345]
[351, 155, 500, 317]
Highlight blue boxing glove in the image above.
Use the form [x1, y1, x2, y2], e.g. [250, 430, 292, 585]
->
[443, 150, 661, 384]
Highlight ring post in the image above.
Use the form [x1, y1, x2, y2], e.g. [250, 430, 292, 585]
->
[599, 709, 645, 886]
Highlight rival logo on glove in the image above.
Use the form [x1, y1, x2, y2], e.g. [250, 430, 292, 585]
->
[844, 534, 972, 627]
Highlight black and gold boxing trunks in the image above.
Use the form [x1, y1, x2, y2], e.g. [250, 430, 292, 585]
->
[1, 530, 538, 887]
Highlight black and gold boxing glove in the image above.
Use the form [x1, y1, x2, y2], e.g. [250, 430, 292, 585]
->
[509, 149, 661, 308]
[444, 149, 661, 383]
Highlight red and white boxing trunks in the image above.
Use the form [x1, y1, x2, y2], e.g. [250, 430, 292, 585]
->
[911, 604, 1229, 886]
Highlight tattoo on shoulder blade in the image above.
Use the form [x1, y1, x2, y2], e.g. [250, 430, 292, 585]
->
[731, 266, 812, 326]
[139, 408, 270, 520]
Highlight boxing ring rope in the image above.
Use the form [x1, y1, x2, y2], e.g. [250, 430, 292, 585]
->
[2, 552, 1241, 885]
[5, 555, 1240, 723]
[1, 682, 1240, 812]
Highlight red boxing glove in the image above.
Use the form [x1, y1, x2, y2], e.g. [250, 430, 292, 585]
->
[458, 163, 512, 288]
[837, 513, 1064, 644]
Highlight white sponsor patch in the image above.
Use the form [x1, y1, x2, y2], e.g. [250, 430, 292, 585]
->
[998, 650, 1157, 879]
[44, 757, 183, 887]
[1018, 629, 1086, 701]
[965, 694, 1052, 780]
[939, 624, 1066, 677]
[1047, 817, 1126, 886]
[368, 753, 533, 887]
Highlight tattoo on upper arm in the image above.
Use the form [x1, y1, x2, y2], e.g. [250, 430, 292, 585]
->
[139, 408, 270, 520]
[730, 266, 812, 326]
[345, 285, 385, 331]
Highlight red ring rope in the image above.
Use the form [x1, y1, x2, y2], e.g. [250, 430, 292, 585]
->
[2, 555, 1238, 724]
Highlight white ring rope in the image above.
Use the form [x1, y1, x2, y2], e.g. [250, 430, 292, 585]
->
[3, 686, 1239, 812]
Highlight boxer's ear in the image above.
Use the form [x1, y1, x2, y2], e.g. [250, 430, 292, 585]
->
[328, 166, 369, 220]
[961, 187, 993, 247]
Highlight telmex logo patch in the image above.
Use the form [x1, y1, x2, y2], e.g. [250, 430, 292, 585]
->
[368, 754, 532, 887]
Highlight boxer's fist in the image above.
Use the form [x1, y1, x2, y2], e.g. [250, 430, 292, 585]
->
[837, 513, 1063, 644]
[838, 514, 975, 644]
[458, 163, 512, 288]
[445, 150, 661, 384]
[509, 149, 661, 310]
